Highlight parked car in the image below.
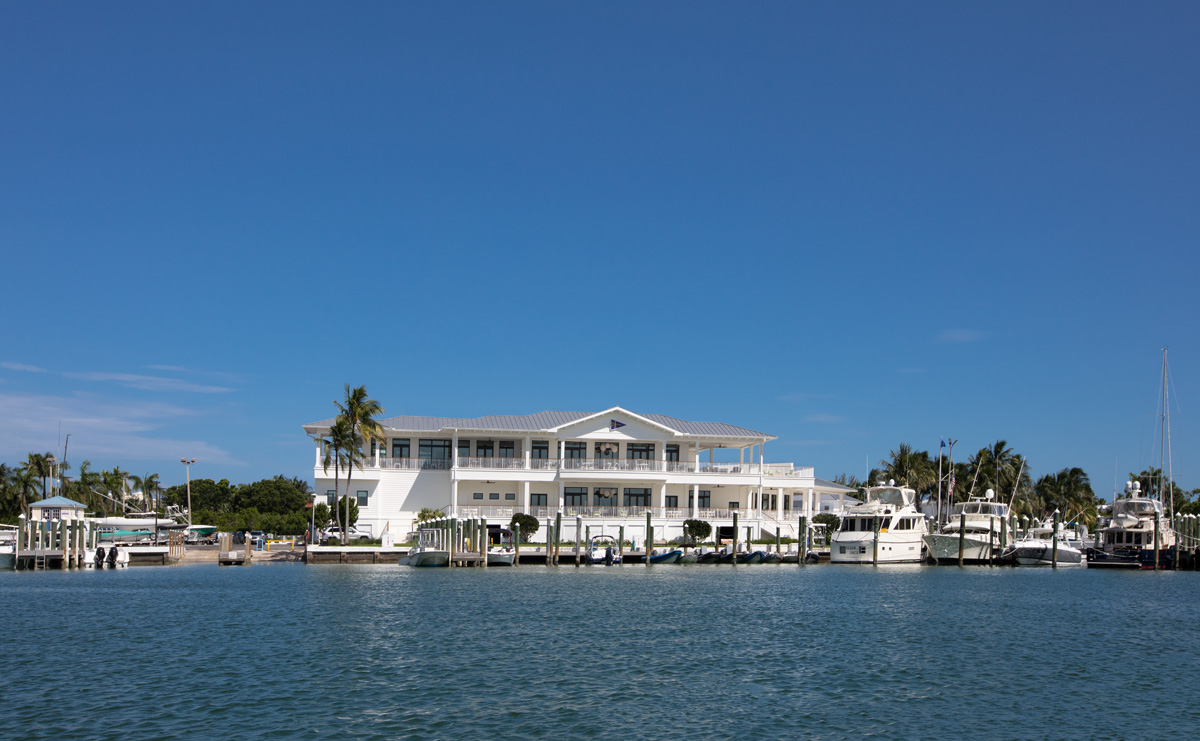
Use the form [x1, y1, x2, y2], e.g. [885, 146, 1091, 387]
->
[321, 525, 370, 543]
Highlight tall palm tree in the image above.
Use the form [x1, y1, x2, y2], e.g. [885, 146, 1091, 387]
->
[128, 473, 161, 513]
[0, 463, 16, 518]
[12, 465, 40, 519]
[334, 384, 385, 543]
[878, 443, 935, 493]
[24, 452, 53, 500]
[320, 420, 354, 535]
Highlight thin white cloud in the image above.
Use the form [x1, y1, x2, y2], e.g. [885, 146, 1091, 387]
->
[935, 329, 984, 343]
[2, 362, 46, 372]
[0, 392, 241, 466]
[147, 365, 190, 372]
[63, 372, 234, 394]
[804, 413, 843, 424]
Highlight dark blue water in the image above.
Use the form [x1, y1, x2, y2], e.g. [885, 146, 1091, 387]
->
[3, 563, 1198, 740]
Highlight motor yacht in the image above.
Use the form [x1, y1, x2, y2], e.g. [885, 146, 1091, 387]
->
[831, 480, 928, 564]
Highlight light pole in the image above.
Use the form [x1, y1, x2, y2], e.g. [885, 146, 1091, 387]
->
[47, 455, 57, 497]
[181, 457, 196, 527]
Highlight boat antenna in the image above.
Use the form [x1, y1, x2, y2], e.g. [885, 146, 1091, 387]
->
[966, 450, 983, 499]
[1007, 457, 1025, 511]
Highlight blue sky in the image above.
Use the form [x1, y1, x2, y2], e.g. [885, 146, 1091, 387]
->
[2, 2, 1196, 497]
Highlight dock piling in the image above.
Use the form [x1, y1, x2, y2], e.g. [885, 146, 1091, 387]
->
[731, 512, 738, 565]
[799, 515, 807, 564]
[645, 510, 652, 566]
[554, 511, 562, 566]
[575, 515, 582, 567]
[872, 514, 880, 566]
[958, 512, 966, 567]
[1051, 509, 1059, 569]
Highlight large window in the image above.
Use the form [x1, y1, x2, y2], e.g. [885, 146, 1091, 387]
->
[698, 490, 711, 508]
[665, 444, 680, 462]
[564, 442, 587, 459]
[419, 439, 452, 469]
[665, 495, 678, 508]
[594, 487, 617, 506]
[565, 487, 588, 506]
[595, 442, 619, 459]
[532, 441, 549, 459]
[476, 441, 494, 458]
[627, 443, 655, 460]
[457, 441, 471, 459]
[532, 493, 548, 507]
[499, 441, 515, 458]
[624, 488, 650, 507]
[392, 439, 410, 459]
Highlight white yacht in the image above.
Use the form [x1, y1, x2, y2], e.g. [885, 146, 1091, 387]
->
[0, 524, 16, 569]
[1087, 481, 1176, 569]
[1003, 519, 1084, 566]
[399, 527, 449, 567]
[923, 490, 1012, 564]
[830, 480, 928, 564]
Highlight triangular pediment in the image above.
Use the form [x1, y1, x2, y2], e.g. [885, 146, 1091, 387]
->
[549, 407, 680, 441]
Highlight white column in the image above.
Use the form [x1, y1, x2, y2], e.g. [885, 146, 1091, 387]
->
[777, 487, 784, 519]
[523, 480, 531, 513]
[314, 436, 322, 466]
[451, 479, 458, 517]
[558, 437, 565, 470]
[759, 441, 765, 471]
[452, 431, 460, 469]
[693, 441, 701, 472]
[659, 482, 667, 515]
[557, 479, 565, 511]
[691, 484, 699, 517]
[524, 435, 531, 470]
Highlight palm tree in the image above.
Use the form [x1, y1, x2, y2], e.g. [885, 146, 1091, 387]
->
[129, 473, 160, 513]
[0, 463, 16, 518]
[878, 443, 935, 493]
[320, 420, 354, 535]
[24, 452, 53, 501]
[334, 384, 385, 543]
[12, 465, 40, 519]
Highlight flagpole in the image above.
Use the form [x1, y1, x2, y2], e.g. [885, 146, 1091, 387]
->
[937, 438, 944, 526]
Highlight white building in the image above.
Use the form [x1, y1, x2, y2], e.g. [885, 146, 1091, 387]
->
[302, 406, 855, 545]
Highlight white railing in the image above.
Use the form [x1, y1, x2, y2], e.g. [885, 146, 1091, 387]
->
[530, 458, 560, 470]
[455, 505, 518, 519]
[521, 506, 756, 520]
[562, 458, 664, 472]
[456, 456, 528, 470]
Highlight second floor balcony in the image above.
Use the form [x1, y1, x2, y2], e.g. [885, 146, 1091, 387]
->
[335, 456, 813, 479]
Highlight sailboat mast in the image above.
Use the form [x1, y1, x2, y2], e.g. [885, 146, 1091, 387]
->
[1161, 347, 1174, 527]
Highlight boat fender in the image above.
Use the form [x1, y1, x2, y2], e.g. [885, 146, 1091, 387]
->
[605, 546, 613, 566]
[107, 547, 118, 566]
[94, 547, 105, 567]
[804, 552, 819, 564]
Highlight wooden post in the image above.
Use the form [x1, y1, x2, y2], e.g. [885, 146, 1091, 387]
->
[645, 510, 653, 566]
[1051, 510, 1059, 569]
[554, 511, 562, 566]
[731, 512, 739, 565]
[575, 515, 583, 567]
[514, 522, 521, 566]
[472, 515, 482, 568]
[449, 518, 457, 567]
[619, 526, 625, 558]
[958, 511, 966, 566]
[988, 518, 995, 566]
[872, 514, 880, 566]
[1000, 515, 1008, 554]
[1154, 510, 1161, 570]
[16, 515, 25, 568]
[775, 527, 781, 555]
[799, 515, 807, 564]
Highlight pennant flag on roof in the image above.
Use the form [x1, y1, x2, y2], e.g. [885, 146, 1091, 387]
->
[610, 420, 626, 430]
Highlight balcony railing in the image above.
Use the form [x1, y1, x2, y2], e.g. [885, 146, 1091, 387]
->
[341, 457, 789, 477]
[523, 505, 754, 520]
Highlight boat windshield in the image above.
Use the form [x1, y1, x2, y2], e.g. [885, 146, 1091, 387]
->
[1114, 498, 1161, 516]
[953, 501, 1007, 517]
[866, 487, 912, 507]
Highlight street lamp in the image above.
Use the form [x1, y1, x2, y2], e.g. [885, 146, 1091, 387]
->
[181, 458, 196, 527]
[46, 455, 57, 497]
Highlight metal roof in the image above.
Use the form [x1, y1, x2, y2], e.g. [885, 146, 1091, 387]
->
[303, 408, 773, 440]
[31, 495, 87, 508]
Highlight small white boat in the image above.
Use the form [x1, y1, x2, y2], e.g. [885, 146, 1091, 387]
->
[583, 535, 622, 565]
[1004, 521, 1084, 566]
[486, 548, 515, 566]
[401, 528, 449, 567]
[84, 545, 130, 569]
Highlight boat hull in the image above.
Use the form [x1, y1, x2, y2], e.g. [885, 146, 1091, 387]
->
[649, 550, 682, 564]
[408, 550, 450, 567]
[922, 534, 1001, 564]
[486, 550, 515, 566]
[831, 534, 925, 564]
[1007, 543, 1084, 566]
[1085, 547, 1175, 569]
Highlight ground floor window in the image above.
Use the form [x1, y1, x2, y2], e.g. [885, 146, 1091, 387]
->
[624, 488, 650, 507]
[473, 492, 484, 500]
[357, 491, 368, 507]
[489, 493, 500, 500]
[505, 493, 516, 500]
[594, 487, 617, 506]
[783, 494, 790, 511]
[665, 495, 678, 508]
[327, 490, 336, 506]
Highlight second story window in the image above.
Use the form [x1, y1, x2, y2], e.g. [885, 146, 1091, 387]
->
[499, 441, 515, 458]
[532, 441, 549, 459]
[457, 441, 471, 459]
[419, 439, 451, 460]
[665, 444, 679, 462]
[477, 441, 494, 458]
[564, 441, 586, 459]
[564, 487, 587, 506]
[698, 490, 711, 508]
[627, 443, 655, 460]
[392, 439, 409, 459]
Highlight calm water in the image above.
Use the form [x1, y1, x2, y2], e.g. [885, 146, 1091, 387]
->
[3, 562, 1198, 740]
